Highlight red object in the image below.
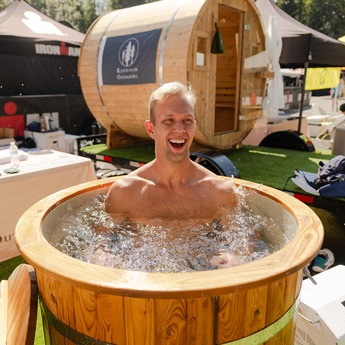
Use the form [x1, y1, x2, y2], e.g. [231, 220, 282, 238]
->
[60, 42, 69, 56]
[103, 155, 112, 163]
[293, 193, 314, 204]
[0, 115, 25, 137]
[250, 92, 257, 106]
[3, 101, 17, 115]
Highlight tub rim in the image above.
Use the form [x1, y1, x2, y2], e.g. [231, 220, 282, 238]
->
[15, 176, 323, 299]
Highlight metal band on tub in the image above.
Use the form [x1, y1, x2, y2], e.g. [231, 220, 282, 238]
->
[39, 295, 114, 345]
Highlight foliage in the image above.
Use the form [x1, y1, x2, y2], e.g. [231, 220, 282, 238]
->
[276, 0, 345, 39]
[108, 0, 158, 10]
[0, 0, 344, 38]
[276, 0, 309, 23]
[307, 0, 345, 39]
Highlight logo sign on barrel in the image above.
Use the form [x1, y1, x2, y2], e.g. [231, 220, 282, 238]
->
[101, 29, 162, 85]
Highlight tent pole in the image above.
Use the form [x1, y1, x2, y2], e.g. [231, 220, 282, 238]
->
[298, 61, 309, 133]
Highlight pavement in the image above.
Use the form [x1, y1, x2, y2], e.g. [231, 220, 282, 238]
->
[288, 94, 344, 117]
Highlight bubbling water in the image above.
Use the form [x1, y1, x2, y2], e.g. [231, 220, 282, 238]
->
[51, 185, 291, 272]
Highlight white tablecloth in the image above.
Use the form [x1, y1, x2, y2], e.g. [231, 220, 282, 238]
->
[0, 150, 97, 262]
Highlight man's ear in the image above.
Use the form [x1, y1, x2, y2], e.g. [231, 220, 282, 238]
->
[145, 120, 155, 139]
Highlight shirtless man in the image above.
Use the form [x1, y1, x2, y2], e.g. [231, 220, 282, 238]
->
[103, 82, 240, 268]
[104, 81, 238, 220]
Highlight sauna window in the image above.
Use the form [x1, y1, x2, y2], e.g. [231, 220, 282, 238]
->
[196, 37, 207, 67]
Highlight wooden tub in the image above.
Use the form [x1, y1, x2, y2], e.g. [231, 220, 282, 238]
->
[15, 177, 323, 345]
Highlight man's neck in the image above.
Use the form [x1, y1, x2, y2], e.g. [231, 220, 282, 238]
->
[151, 157, 195, 187]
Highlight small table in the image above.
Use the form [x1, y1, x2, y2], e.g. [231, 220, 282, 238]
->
[0, 150, 97, 262]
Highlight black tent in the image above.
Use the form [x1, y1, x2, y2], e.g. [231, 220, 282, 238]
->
[255, 0, 345, 68]
[0, 0, 94, 136]
[255, 0, 345, 132]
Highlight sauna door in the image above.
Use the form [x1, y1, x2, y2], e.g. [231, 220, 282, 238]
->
[214, 5, 242, 134]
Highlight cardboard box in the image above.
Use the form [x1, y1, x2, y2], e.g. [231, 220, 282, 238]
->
[0, 127, 14, 147]
[63, 134, 79, 154]
[24, 130, 65, 150]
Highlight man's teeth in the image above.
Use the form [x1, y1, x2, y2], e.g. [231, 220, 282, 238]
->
[170, 139, 185, 144]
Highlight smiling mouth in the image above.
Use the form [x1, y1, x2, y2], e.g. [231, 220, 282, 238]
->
[169, 139, 186, 148]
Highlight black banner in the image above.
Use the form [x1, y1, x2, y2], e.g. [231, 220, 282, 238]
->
[0, 36, 80, 57]
[101, 29, 162, 85]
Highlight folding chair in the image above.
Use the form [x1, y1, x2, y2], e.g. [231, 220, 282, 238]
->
[315, 115, 345, 149]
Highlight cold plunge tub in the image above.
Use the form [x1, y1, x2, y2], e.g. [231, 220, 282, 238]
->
[15, 177, 323, 345]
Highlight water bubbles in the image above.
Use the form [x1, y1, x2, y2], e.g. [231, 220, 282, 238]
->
[52, 191, 290, 273]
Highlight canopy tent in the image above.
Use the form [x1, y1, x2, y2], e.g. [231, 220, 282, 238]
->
[255, 0, 345, 132]
[255, 0, 345, 68]
[0, 0, 85, 95]
[0, 0, 94, 135]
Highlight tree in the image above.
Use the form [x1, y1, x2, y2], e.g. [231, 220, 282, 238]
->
[276, 0, 345, 39]
[276, 0, 307, 23]
[71, 0, 98, 33]
[108, 0, 157, 10]
[307, 0, 345, 39]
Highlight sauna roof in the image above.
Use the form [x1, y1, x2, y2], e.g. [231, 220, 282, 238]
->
[256, 0, 345, 68]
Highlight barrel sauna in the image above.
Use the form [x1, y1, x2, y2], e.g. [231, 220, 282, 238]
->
[79, 0, 269, 149]
[15, 177, 323, 345]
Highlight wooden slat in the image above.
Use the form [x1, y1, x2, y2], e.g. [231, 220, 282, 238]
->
[0, 281, 8, 345]
[0, 264, 37, 345]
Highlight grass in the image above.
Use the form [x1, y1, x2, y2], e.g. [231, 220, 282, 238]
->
[81, 142, 156, 163]
[82, 143, 334, 193]
[225, 145, 334, 191]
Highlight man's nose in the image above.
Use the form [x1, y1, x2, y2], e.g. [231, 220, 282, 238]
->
[173, 120, 185, 131]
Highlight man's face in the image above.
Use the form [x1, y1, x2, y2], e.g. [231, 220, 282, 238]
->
[145, 94, 196, 162]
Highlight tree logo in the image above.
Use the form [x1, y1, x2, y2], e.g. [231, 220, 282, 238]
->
[118, 38, 139, 67]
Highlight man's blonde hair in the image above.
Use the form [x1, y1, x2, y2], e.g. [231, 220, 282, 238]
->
[148, 81, 196, 123]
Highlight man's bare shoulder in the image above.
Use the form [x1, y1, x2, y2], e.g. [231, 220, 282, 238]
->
[104, 169, 153, 215]
[198, 172, 238, 207]
[109, 162, 155, 189]
[106, 172, 153, 198]
[110, 174, 147, 188]
[194, 163, 235, 188]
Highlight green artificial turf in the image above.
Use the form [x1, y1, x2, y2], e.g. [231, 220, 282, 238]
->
[0, 255, 26, 280]
[82, 143, 334, 193]
[225, 145, 334, 192]
[81, 142, 155, 163]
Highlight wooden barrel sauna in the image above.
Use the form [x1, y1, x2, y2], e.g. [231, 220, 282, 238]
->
[15, 177, 323, 345]
[79, 0, 269, 150]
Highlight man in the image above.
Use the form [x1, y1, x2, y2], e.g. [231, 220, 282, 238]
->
[104, 81, 238, 220]
[331, 77, 344, 112]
